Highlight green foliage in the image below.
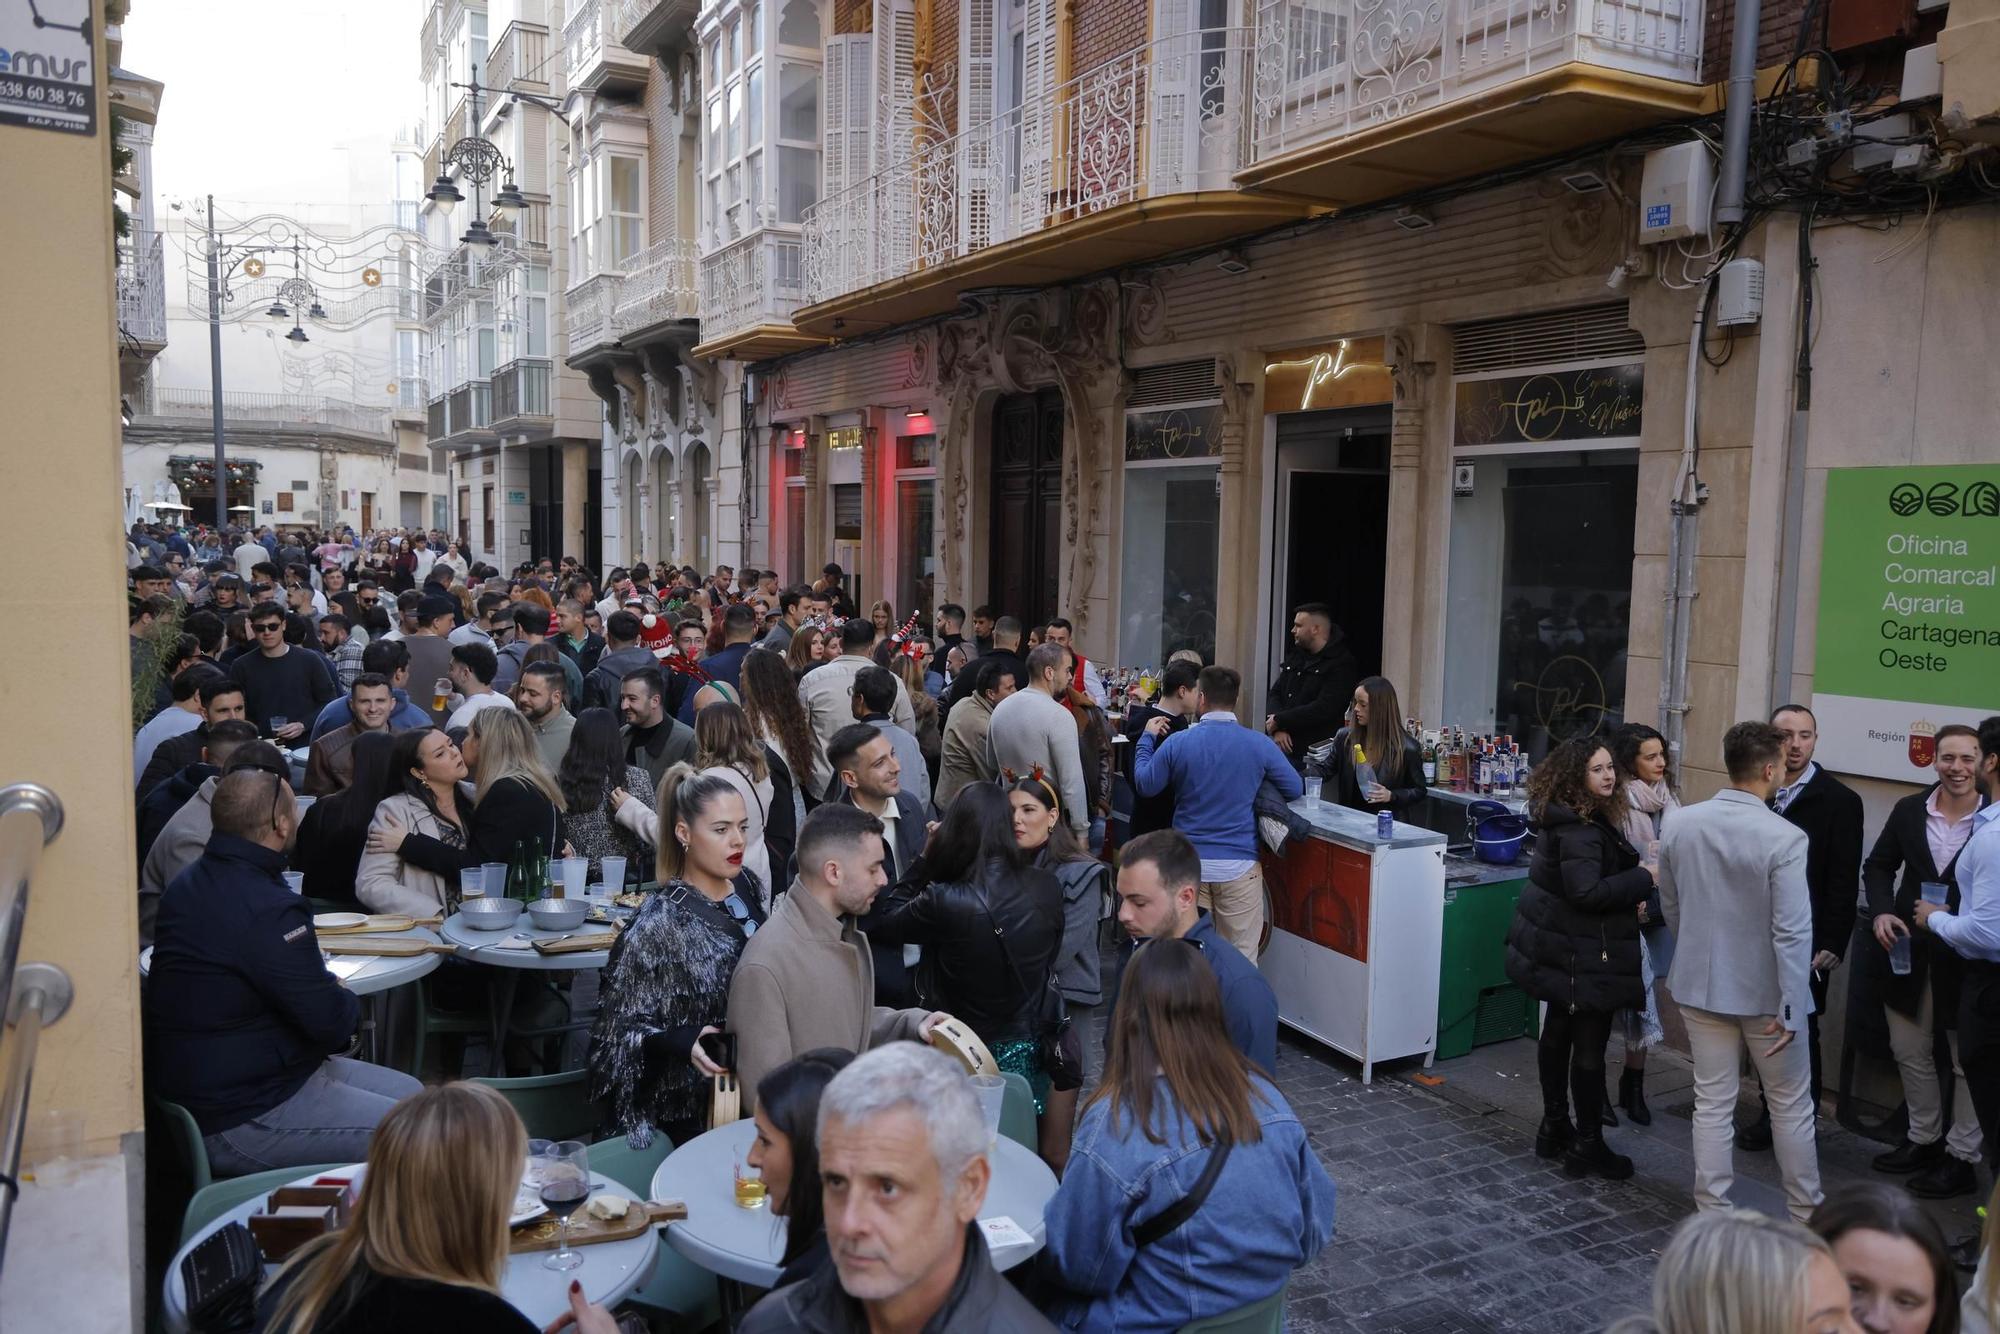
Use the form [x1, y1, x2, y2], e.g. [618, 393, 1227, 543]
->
[130, 601, 185, 733]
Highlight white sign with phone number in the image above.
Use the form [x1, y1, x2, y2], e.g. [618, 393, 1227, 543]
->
[0, 0, 96, 136]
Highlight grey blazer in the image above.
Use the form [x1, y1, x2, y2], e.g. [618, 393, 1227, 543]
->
[1659, 788, 1814, 1031]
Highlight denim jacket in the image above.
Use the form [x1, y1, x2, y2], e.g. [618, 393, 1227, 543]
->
[1043, 1075, 1337, 1332]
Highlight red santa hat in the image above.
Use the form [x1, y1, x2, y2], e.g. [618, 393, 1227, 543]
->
[639, 611, 675, 662]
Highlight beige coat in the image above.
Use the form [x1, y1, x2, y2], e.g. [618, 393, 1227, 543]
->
[726, 882, 928, 1111]
[937, 692, 997, 809]
[356, 790, 464, 916]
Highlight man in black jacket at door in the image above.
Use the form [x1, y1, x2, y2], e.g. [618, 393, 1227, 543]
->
[1739, 702, 1864, 1150]
[1264, 602, 1360, 768]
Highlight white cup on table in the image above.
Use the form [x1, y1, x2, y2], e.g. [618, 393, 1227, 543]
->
[282, 871, 304, 894]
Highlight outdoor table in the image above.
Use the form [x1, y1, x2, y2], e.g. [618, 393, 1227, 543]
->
[440, 913, 615, 1076]
[160, 1164, 658, 1333]
[649, 1118, 1058, 1288]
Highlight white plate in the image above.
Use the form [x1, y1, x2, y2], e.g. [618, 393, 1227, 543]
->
[512, 1180, 547, 1226]
[313, 912, 368, 930]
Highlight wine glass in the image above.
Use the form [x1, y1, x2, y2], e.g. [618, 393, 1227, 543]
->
[536, 1140, 591, 1272]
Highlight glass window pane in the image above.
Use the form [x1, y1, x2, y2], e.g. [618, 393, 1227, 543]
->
[611, 156, 641, 212]
[1442, 451, 1638, 761]
[779, 63, 817, 140]
[747, 1, 763, 50]
[778, 145, 818, 221]
[709, 38, 722, 87]
[778, 0, 819, 47]
[746, 65, 763, 145]
[897, 476, 936, 623]
[707, 98, 723, 167]
[728, 20, 741, 70]
[1117, 466, 1220, 669]
[727, 81, 742, 158]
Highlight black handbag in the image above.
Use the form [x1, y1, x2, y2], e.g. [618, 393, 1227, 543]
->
[182, 1221, 262, 1333]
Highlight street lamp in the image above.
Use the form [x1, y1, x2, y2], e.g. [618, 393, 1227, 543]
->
[428, 65, 570, 249]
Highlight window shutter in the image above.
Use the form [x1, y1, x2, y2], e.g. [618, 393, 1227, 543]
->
[1148, 0, 1199, 195]
[958, 0, 998, 254]
[1015, 0, 1059, 232]
[822, 34, 877, 291]
[874, 0, 918, 275]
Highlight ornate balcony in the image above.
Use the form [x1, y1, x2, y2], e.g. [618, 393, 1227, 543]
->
[618, 0, 700, 55]
[149, 389, 394, 440]
[1240, 0, 1706, 202]
[564, 0, 650, 96]
[427, 380, 495, 448]
[612, 238, 700, 337]
[798, 29, 1311, 336]
[486, 20, 551, 101]
[116, 229, 167, 350]
[491, 358, 553, 427]
[696, 230, 819, 361]
[564, 272, 621, 362]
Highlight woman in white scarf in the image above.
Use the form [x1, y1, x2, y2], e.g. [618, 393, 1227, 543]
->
[1611, 723, 1679, 1127]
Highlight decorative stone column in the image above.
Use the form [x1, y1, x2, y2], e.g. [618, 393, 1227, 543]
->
[1383, 325, 1441, 712]
[802, 415, 828, 570]
[1213, 356, 1260, 682]
[561, 441, 587, 563]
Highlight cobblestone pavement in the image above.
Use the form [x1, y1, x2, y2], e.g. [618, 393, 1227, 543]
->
[1268, 1035, 1677, 1334]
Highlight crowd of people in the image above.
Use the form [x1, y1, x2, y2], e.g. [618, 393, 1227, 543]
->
[125, 518, 2000, 1334]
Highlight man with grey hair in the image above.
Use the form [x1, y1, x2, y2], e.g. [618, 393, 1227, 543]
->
[739, 1043, 1055, 1334]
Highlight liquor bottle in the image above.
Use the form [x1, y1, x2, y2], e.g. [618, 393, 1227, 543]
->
[1449, 731, 1466, 792]
[1421, 733, 1437, 785]
[1476, 742, 1493, 795]
[1493, 743, 1514, 797]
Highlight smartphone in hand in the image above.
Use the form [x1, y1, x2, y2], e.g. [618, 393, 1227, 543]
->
[699, 1030, 737, 1071]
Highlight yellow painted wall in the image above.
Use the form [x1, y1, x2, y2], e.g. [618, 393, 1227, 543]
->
[0, 15, 146, 1159]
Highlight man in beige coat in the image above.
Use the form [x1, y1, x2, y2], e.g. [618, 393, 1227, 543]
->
[727, 805, 948, 1110]
[937, 656, 1017, 810]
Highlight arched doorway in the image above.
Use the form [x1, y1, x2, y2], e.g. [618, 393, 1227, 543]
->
[989, 388, 1063, 628]
[651, 445, 677, 565]
[686, 441, 712, 569]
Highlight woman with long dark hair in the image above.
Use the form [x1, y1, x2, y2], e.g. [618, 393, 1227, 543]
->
[589, 765, 766, 1148]
[740, 646, 812, 831]
[1503, 737, 1656, 1181]
[365, 708, 564, 879]
[746, 1048, 856, 1288]
[356, 728, 473, 916]
[560, 707, 655, 882]
[870, 783, 1065, 1158]
[1810, 1184, 1957, 1334]
[292, 731, 397, 909]
[1042, 939, 1337, 1332]
[785, 624, 826, 682]
[1609, 722, 1680, 1126]
[1327, 675, 1427, 814]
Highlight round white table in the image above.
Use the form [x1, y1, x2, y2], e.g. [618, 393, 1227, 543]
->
[139, 927, 443, 998]
[160, 1165, 659, 1333]
[441, 912, 616, 1076]
[650, 1118, 1058, 1288]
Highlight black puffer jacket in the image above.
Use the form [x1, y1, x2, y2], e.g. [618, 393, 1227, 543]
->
[1504, 802, 1653, 1013]
[869, 856, 1063, 1044]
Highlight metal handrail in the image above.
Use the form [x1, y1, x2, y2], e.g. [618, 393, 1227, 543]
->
[0, 784, 69, 1270]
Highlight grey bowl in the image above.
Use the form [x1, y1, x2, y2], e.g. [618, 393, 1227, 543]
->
[526, 898, 588, 931]
[458, 897, 524, 931]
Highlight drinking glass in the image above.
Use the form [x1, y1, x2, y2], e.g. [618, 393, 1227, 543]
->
[482, 862, 509, 897]
[970, 1074, 1005, 1150]
[733, 1157, 767, 1209]
[600, 856, 627, 892]
[559, 857, 588, 899]
[282, 871, 305, 894]
[269, 716, 289, 740]
[1301, 778, 1323, 809]
[1921, 881, 1950, 905]
[459, 867, 487, 903]
[535, 1140, 590, 1271]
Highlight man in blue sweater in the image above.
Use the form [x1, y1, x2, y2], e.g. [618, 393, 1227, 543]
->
[1135, 665, 1301, 959]
[1115, 829, 1280, 1073]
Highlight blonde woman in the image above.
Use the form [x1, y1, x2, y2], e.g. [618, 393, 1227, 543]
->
[692, 700, 776, 906]
[1607, 1209, 1858, 1334]
[258, 1082, 618, 1333]
[367, 706, 565, 877]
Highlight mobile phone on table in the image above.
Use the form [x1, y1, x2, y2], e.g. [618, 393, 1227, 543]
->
[700, 1030, 737, 1071]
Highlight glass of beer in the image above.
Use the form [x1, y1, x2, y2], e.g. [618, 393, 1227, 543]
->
[733, 1158, 767, 1209]
[432, 676, 452, 713]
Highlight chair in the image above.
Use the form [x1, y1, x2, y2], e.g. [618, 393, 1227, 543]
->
[412, 973, 490, 1079]
[998, 1072, 1037, 1151]
[1178, 1285, 1288, 1334]
[149, 1094, 212, 1195]
[473, 1070, 602, 1141]
[180, 1164, 345, 1247]
[590, 1132, 721, 1329]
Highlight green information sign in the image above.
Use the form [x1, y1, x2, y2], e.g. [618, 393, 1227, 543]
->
[1812, 464, 2000, 783]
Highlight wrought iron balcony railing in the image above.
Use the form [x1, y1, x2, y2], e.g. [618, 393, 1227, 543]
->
[564, 0, 650, 93]
[148, 388, 395, 439]
[427, 380, 494, 444]
[492, 358, 553, 422]
[804, 29, 1254, 306]
[612, 238, 700, 336]
[564, 272, 620, 357]
[1247, 0, 1702, 161]
[117, 229, 167, 347]
[699, 230, 803, 343]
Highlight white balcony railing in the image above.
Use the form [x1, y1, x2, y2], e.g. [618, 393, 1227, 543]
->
[564, 272, 621, 355]
[117, 229, 167, 346]
[487, 20, 550, 96]
[1248, 0, 1701, 160]
[612, 238, 700, 335]
[564, 0, 648, 90]
[804, 29, 1253, 306]
[148, 388, 395, 439]
[699, 230, 804, 343]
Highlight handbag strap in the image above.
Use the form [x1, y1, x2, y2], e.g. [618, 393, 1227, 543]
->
[1132, 1140, 1233, 1248]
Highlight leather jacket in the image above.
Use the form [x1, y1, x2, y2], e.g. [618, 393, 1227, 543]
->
[869, 855, 1063, 1044]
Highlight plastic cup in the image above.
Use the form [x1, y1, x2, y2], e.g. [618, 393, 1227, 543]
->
[1302, 777, 1322, 808]
[1891, 934, 1913, 975]
[282, 871, 305, 894]
[970, 1074, 1005, 1149]
[482, 862, 509, 896]
[460, 867, 488, 901]
[1921, 881, 1950, 905]
[294, 795, 316, 817]
[600, 856, 627, 891]
[559, 857, 588, 898]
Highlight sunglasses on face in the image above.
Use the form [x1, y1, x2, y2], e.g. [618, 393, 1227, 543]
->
[253, 621, 284, 634]
[358, 596, 380, 606]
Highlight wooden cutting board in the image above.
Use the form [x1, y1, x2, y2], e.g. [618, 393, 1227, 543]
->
[315, 914, 440, 936]
[532, 931, 619, 956]
[508, 1199, 686, 1253]
[320, 937, 456, 957]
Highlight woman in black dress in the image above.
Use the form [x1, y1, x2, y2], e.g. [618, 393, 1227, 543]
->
[291, 731, 396, 909]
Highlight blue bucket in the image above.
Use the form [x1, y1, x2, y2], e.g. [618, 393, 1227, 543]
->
[1472, 813, 1529, 865]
